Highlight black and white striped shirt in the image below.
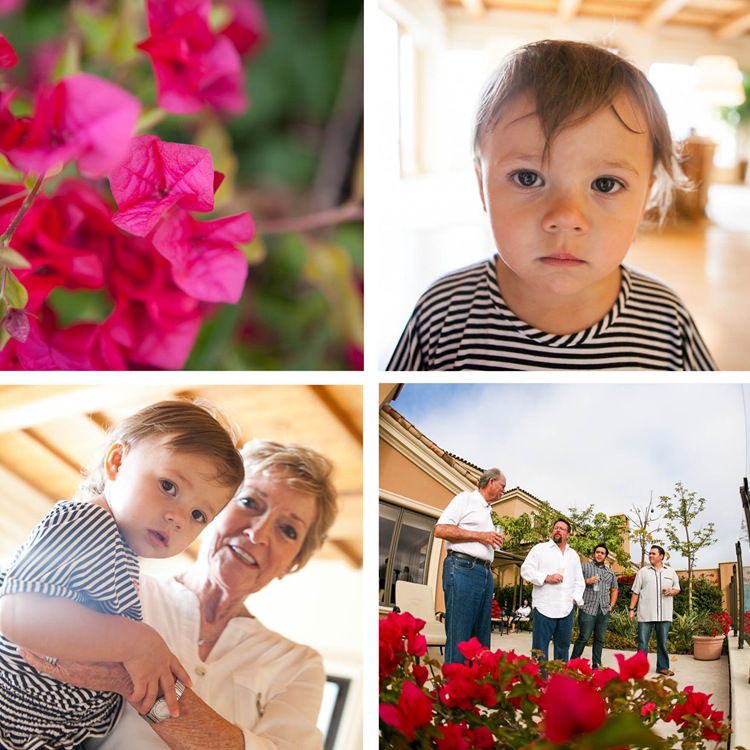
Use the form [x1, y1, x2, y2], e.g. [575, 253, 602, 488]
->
[387, 257, 717, 371]
[0, 501, 142, 750]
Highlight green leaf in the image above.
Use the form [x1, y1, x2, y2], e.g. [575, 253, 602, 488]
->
[0, 246, 31, 269]
[579, 712, 664, 750]
[46, 288, 113, 327]
[4, 270, 28, 309]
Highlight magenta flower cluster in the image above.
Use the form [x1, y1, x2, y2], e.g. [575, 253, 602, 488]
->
[0, 0, 265, 369]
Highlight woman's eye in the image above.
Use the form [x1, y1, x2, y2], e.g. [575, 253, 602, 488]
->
[161, 480, 176, 496]
[281, 525, 298, 541]
[592, 177, 623, 194]
[237, 496, 258, 510]
[192, 509, 207, 524]
[512, 171, 542, 188]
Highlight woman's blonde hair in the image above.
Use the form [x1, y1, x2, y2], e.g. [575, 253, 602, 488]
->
[240, 439, 338, 573]
[77, 399, 245, 499]
[472, 39, 686, 224]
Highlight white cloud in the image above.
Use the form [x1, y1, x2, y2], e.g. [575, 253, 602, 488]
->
[394, 383, 747, 568]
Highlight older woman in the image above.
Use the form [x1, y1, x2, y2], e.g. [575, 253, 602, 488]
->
[24, 439, 338, 750]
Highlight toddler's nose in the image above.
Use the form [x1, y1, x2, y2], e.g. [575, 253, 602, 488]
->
[542, 193, 589, 233]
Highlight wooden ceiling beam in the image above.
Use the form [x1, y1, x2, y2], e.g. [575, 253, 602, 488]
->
[461, 0, 486, 19]
[714, 10, 750, 39]
[557, 0, 582, 24]
[639, 0, 690, 31]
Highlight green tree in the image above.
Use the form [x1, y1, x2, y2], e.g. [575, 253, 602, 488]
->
[628, 492, 663, 567]
[567, 505, 631, 568]
[659, 481, 716, 613]
[496, 501, 563, 551]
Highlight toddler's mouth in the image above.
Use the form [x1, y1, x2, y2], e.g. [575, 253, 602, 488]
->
[540, 252, 584, 266]
[148, 529, 169, 548]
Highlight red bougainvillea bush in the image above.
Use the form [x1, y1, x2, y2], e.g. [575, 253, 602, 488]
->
[379, 611, 731, 750]
[0, 0, 363, 370]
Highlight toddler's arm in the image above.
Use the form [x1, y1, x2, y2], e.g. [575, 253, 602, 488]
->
[0, 592, 191, 716]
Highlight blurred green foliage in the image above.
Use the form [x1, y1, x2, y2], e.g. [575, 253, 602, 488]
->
[1, 0, 363, 370]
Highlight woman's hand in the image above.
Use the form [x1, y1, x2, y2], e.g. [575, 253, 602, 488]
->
[19, 648, 133, 695]
[122, 624, 192, 717]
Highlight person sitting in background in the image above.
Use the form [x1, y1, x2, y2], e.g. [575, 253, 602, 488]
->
[509, 598, 531, 633]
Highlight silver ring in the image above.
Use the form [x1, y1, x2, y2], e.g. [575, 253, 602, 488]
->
[43, 655, 57, 666]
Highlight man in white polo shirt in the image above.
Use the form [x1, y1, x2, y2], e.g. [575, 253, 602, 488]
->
[628, 544, 680, 676]
[520, 518, 585, 662]
[434, 468, 507, 664]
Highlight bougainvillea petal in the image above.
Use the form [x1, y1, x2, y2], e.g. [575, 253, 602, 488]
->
[0, 33, 18, 68]
[3, 74, 140, 178]
[109, 135, 215, 237]
[219, 0, 267, 56]
[152, 210, 253, 303]
[138, 1, 246, 114]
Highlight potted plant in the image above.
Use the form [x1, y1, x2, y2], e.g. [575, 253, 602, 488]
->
[721, 71, 750, 182]
[692, 611, 731, 661]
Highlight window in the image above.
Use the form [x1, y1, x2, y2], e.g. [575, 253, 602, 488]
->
[379, 501, 435, 607]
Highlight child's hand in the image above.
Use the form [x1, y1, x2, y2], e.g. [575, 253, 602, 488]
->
[123, 625, 192, 717]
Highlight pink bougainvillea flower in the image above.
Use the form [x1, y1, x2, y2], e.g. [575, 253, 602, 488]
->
[541, 674, 607, 743]
[0, 33, 18, 67]
[152, 210, 253, 303]
[109, 135, 215, 237]
[379, 681, 434, 742]
[0, 179, 209, 371]
[1, 74, 139, 178]
[0, 0, 23, 14]
[138, 0, 247, 114]
[641, 701, 657, 717]
[615, 650, 650, 680]
[218, 0, 267, 56]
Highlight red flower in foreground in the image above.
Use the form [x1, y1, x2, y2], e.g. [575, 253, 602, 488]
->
[666, 685, 725, 740]
[218, 0, 267, 56]
[379, 680, 434, 742]
[541, 674, 607, 743]
[615, 650, 650, 680]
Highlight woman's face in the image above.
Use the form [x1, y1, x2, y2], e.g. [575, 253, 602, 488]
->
[203, 472, 317, 595]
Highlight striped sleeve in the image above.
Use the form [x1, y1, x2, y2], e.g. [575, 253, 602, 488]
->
[0, 501, 141, 618]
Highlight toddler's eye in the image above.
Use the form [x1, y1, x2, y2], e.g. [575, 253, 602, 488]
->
[161, 480, 177, 496]
[592, 177, 623, 193]
[192, 509, 207, 524]
[512, 171, 543, 188]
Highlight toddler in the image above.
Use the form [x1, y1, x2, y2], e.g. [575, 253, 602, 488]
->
[0, 400, 245, 750]
[388, 39, 717, 371]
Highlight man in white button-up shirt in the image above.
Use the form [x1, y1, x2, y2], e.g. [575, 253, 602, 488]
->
[520, 518, 585, 662]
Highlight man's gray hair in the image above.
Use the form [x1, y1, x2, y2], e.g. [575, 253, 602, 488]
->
[478, 468, 503, 489]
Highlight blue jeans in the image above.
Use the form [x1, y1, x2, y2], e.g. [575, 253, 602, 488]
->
[571, 608, 611, 667]
[441, 554, 494, 664]
[638, 620, 672, 672]
[531, 607, 575, 662]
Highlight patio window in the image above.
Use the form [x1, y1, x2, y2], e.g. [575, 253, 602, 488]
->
[379, 500, 434, 607]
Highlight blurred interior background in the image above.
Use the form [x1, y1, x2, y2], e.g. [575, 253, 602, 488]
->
[0, 384, 362, 750]
[374, 0, 750, 370]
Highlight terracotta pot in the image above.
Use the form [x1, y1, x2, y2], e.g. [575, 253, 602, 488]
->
[692, 634, 725, 660]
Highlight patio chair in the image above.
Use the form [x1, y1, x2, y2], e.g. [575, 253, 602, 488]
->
[394, 581, 446, 654]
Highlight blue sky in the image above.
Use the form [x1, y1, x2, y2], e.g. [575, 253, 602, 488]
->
[392, 383, 749, 568]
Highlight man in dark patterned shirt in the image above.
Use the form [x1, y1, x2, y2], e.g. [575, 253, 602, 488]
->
[570, 544, 619, 668]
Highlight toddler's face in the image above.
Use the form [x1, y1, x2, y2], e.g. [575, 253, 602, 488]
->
[104, 436, 234, 558]
[475, 92, 654, 311]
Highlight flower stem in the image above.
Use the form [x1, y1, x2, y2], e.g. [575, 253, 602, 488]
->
[0, 172, 46, 249]
[256, 201, 364, 236]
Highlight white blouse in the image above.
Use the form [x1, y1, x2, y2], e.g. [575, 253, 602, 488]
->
[88, 575, 325, 750]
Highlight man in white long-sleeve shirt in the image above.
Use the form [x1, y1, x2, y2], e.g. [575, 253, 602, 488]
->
[520, 518, 585, 662]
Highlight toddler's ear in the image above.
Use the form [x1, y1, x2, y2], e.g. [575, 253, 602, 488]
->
[104, 442, 125, 480]
[474, 162, 487, 212]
